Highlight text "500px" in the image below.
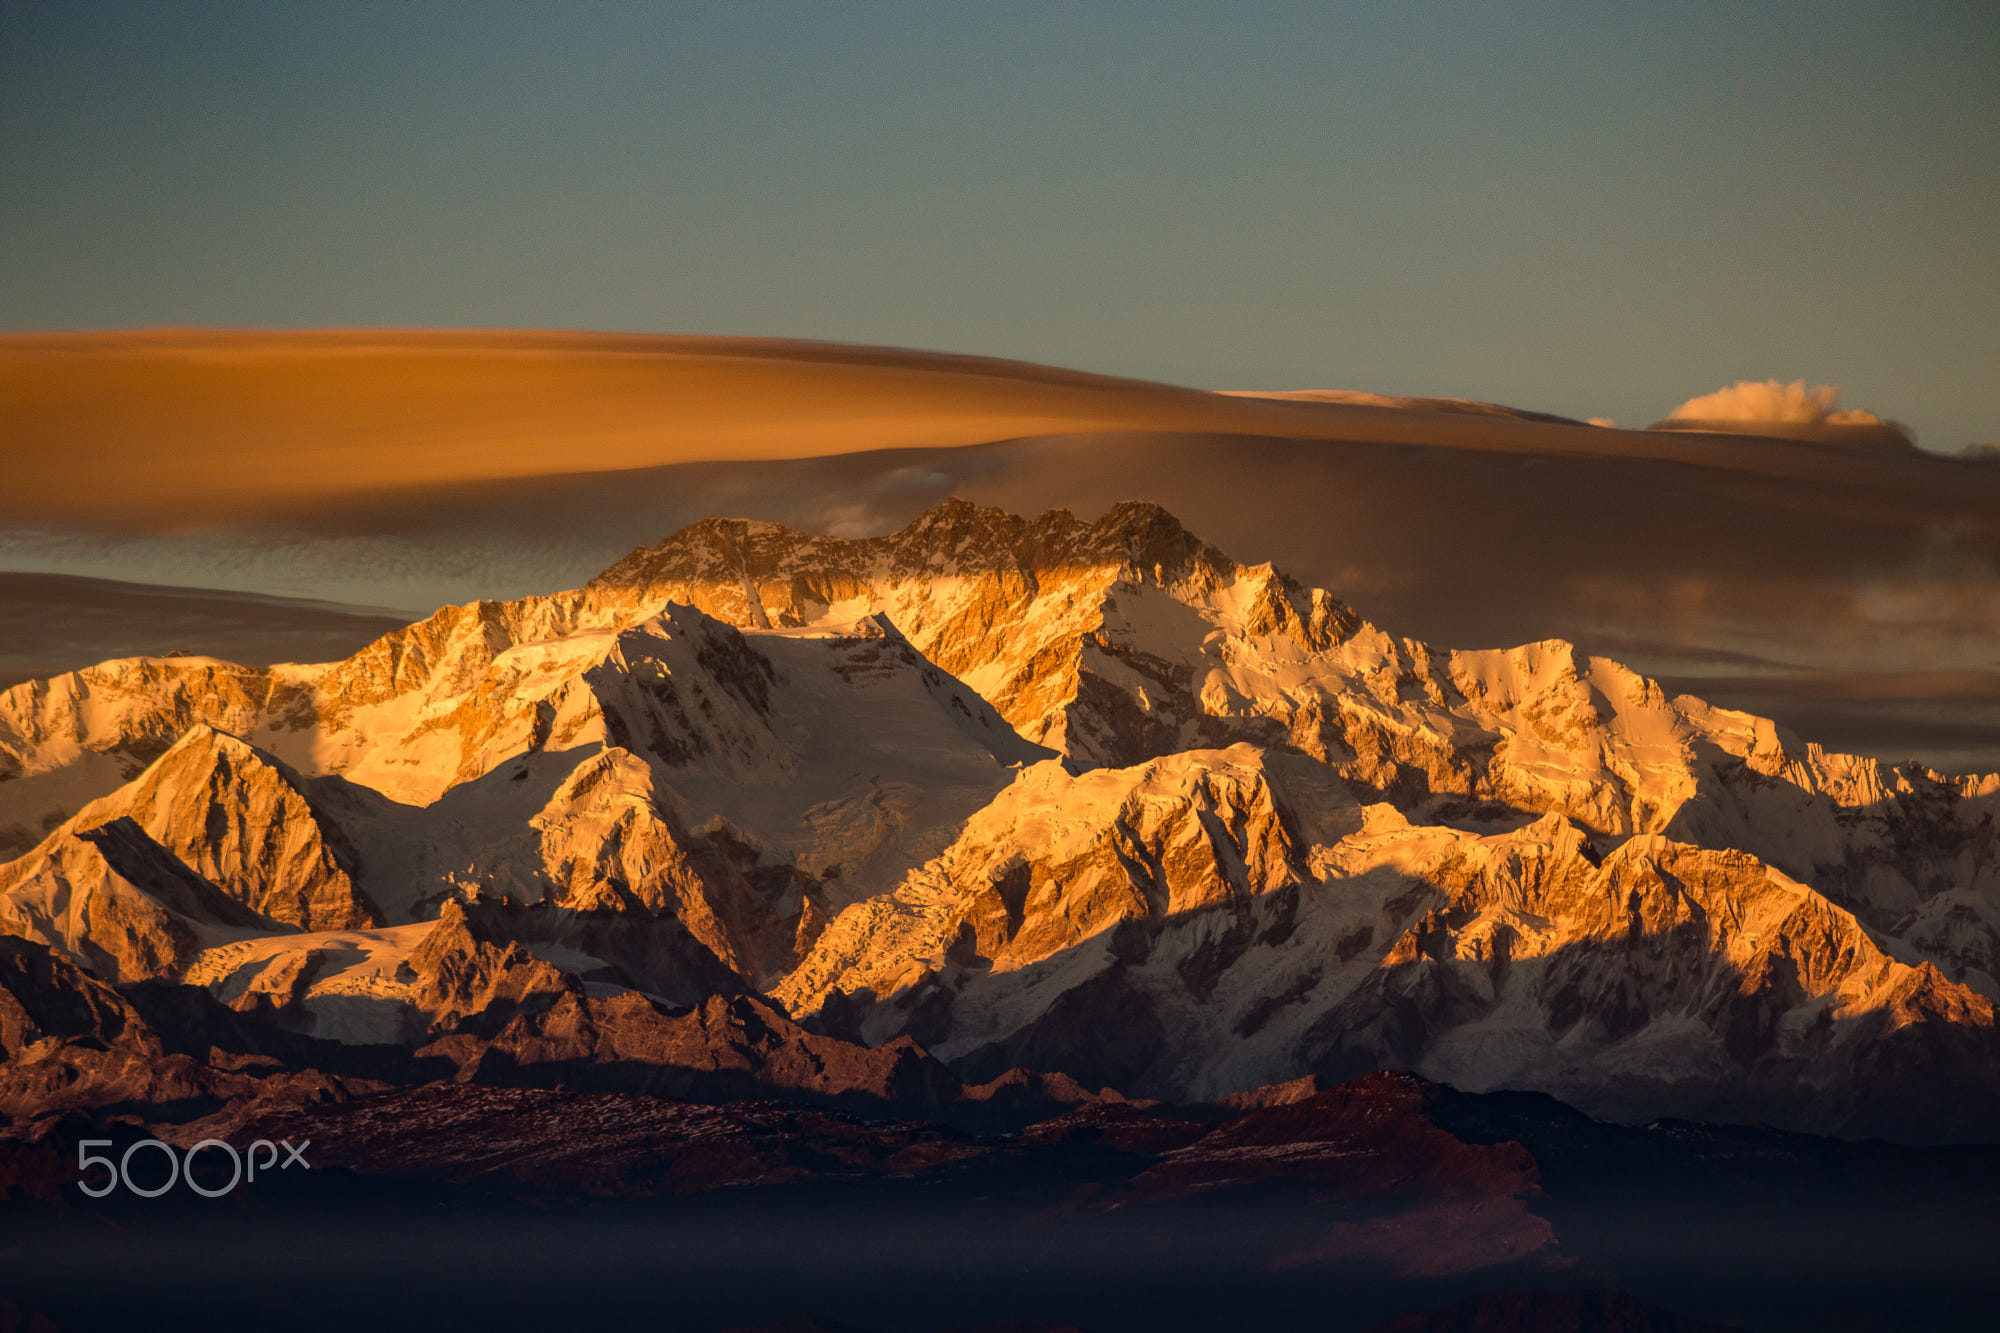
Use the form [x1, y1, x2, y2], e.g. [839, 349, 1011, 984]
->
[77, 1137, 310, 1198]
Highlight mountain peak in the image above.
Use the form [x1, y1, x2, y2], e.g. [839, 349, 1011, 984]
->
[592, 497, 1231, 597]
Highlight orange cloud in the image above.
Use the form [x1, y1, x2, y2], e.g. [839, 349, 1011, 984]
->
[1653, 379, 1913, 450]
[1665, 379, 1883, 427]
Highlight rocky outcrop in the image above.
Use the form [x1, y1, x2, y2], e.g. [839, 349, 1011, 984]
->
[70, 727, 376, 930]
[0, 726, 377, 981]
[776, 745, 1331, 1032]
[0, 935, 350, 1124]
[461, 989, 964, 1121]
[0, 815, 274, 982]
[0, 655, 322, 856]
[407, 900, 582, 1037]
[0, 928, 1017, 1132]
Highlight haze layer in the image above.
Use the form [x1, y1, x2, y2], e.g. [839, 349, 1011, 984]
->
[3, 329, 1954, 524]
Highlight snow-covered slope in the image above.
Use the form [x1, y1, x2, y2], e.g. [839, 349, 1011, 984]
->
[2, 601, 1049, 995]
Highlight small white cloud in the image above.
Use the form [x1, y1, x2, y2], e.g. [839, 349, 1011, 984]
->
[1653, 379, 1916, 449]
[1664, 379, 1882, 427]
[1586, 416, 1618, 429]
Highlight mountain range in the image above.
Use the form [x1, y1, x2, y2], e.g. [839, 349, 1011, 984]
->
[3, 497, 1996, 1144]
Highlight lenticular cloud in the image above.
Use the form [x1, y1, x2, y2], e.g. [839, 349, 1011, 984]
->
[1664, 379, 1883, 427]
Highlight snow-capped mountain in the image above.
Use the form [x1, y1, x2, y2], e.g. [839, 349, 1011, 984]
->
[1, 499, 1996, 1138]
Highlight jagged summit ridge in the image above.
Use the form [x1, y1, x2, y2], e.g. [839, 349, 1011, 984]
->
[596, 499, 1238, 599]
[592, 498, 1358, 762]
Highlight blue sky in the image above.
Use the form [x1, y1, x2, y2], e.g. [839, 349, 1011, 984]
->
[3, 1, 1995, 446]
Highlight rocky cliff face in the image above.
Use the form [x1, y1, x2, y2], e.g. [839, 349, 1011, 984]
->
[2, 499, 1997, 1139]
